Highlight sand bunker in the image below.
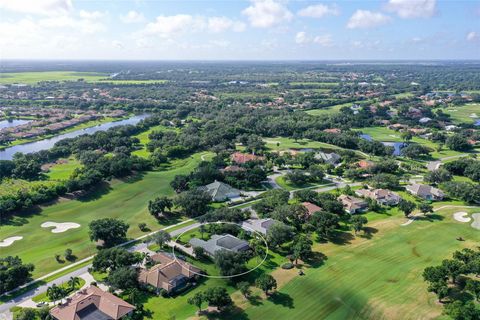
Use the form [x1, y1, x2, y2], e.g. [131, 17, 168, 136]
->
[469, 113, 478, 118]
[0, 236, 23, 247]
[471, 213, 480, 230]
[41, 222, 80, 233]
[454, 212, 471, 223]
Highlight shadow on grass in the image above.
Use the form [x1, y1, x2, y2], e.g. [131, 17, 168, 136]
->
[268, 291, 294, 309]
[203, 306, 250, 320]
[415, 214, 444, 222]
[307, 251, 328, 268]
[246, 294, 263, 306]
[329, 230, 354, 245]
[0, 205, 42, 227]
[358, 227, 379, 239]
[78, 181, 112, 202]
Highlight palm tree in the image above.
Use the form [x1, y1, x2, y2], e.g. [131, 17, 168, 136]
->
[67, 276, 80, 292]
[47, 284, 65, 305]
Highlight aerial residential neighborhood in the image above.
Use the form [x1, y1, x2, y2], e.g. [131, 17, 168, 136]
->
[1, 0, 480, 320]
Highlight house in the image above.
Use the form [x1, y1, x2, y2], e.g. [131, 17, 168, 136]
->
[323, 128, 342, 134]
[220, 165, 246, 173]
[230, 152, 264, 164]
[49, 286, 135, 320]
[302, 202, 322, 216]
[405, 183, 445, 201]
[189, 234, 250, 257]
[314, 151, 341, 165]
[356, 160, 375, 169]
[355, 188, 401, 206]
[198, 180, 241, 202]
[138, 252, 201, 294]
[338, 195, 368, 214]
[241, 218, 276, 235]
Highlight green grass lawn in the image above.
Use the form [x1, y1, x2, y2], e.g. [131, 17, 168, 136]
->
[305, 102, 355, 116]
[275, 176, 331, 191]
[262, 137, 342, 152]
[289, 82, 339, 88]
[131, 125, 179, 158]
[240, 206, 479, 320]
[443, 103, 480, 124]
[45, 157, 82, 181]
[0, 152, 212, 278]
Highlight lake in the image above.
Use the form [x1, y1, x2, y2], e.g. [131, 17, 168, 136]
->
[0, 114, 149, 160]
[0, 119, 31, 129]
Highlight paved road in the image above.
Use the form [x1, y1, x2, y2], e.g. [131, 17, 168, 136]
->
[0, 219, 198, 318]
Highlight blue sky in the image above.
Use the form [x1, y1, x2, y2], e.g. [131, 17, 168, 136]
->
[0, 0, 479, 60]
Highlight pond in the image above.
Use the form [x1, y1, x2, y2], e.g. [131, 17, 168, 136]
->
[0, 114, 150, 160]
[0, 119, 31, 129]
[359, 134, 405, 156]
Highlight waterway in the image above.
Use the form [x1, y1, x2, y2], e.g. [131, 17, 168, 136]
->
[0, 114, 149, 160]
[0, 119, 31, 129]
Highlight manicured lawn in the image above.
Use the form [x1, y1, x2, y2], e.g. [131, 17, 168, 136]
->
[262, 137, 342, 152]
[45, 157, 82, 181]
[0, 152, 212, 278]
[131, 125, 178, 158]
[305, 100, 373, 116]
[443, 103, 480, 124]
[275, 176, 331, 191]
[240, 205, 479, 320]
[289, 82, 339, 88]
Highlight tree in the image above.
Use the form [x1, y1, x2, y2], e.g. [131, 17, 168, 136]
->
[64, 248, 74, 261]
[46, 284, 66, 304]
[401, 144, 431, 158]
[148, 196, 173, 218]
[150, 230, 171, 249]
[203, 287, 233, 310]
[0, 256, 35, 294]
[418, 202, 433, 215]
[446, 134, 472, 151]
[284, 170, 309, 186]
[108, 267, 139, 290]
[266, 222, 294, 247]
[89, 218, 129, 247]
[292, 235, 313, 264]
[311, 211, 339, 240]
[255, 274, 277, 295]
[401, 131, 413, 142]
[170, 174, 190, 193]
[465, 279, 480, 301]
[398, 199, 416, 217]
[350, 215, 368, 234]
[424, 168, 452, 185]
[237, 281, 251, 298]
[67, 276, 80, 291]
[175, 189, 211, 217]
[369, 173, 400, 190]
[13, 308, 37, 320]
[193, 246, 206, 259]
[92, 247, 140, 272]
[214, 250, 248, 277]
[187, 292, 204, 312]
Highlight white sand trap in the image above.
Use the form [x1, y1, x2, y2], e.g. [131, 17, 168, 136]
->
[41, 222, 80, 233]
[469, 113, 478, 118]
[471, 213, 480, 230]
[453, 212, 471, 223]
[0, 236, 23, 247]
[389, 134, 400, 138]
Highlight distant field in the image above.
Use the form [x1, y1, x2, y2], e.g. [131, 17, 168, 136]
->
[0, 71, 169, 85]
[216, 92, 279, 99]
[0, 71, 108, 84]
[131, 124, 179, 158]
[289, 82, 339, 88]
[392, 92, 414, 98]
[443, 103, 480, 124]
[262, 137, 343, 152]
[305, 101, 358, 116]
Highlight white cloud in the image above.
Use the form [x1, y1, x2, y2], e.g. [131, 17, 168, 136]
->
[79, 10, 104, 20]
[467, 31, 478, 42]
[112, 40, 124, 49]
[242, 0, 293, 28]
[207, 16, 246, 33]
[141, 14, 200, 37]
[385, 0, 436, 18]
[295, 31, 333, 46]
[295, 31, 308, 44]
[0, 0, 72, 15]
[38, 15, 105, 34]
[120, 10, 145, 24]
[297, 4, 339, 18]
[313, 34, 333, 46]
[347, 10, 391, 29]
